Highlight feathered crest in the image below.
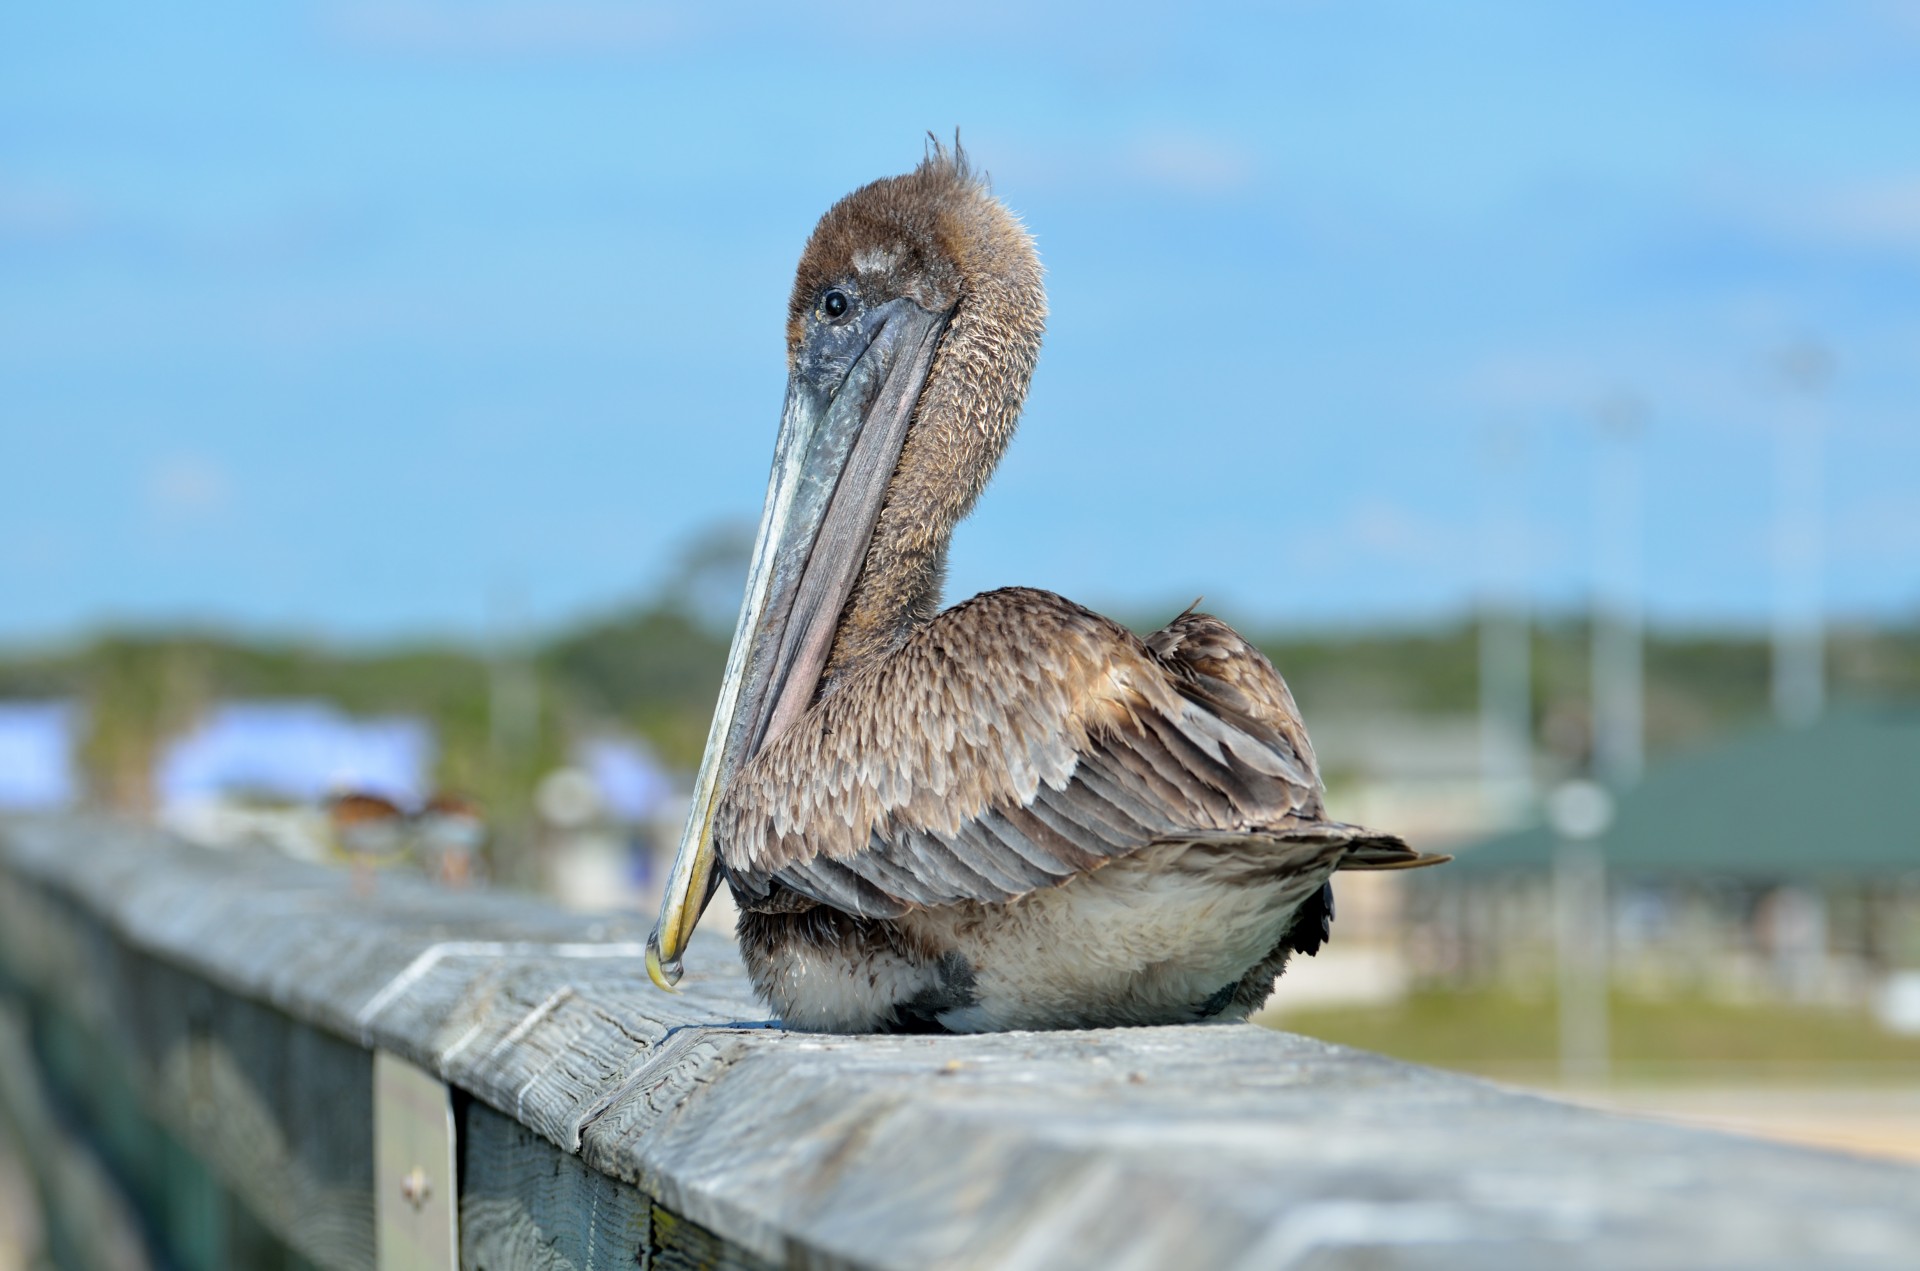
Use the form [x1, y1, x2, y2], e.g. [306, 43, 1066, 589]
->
[921, 129, 986, 192]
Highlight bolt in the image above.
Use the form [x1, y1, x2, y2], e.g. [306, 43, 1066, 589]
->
[400, 1166, 431, 1211]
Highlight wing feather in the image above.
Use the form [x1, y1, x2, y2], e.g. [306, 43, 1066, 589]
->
[1019, 789, 1132, 868]
[719, 588, 1434, 916]
[964, 811, 1084, 879]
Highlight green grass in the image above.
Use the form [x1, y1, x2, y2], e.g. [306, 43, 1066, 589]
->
[1270, 990, 1920, 1084]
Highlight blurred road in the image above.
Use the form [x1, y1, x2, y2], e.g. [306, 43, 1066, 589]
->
[1567, 1087, 1920, 1165]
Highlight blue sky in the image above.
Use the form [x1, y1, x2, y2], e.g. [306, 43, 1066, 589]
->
[4, 2, 1918, 643]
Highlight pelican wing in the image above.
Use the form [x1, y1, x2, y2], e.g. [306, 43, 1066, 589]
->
[718, 588, 1429, 919]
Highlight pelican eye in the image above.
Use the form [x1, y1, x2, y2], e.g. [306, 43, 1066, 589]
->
[820, 288, 851, 321]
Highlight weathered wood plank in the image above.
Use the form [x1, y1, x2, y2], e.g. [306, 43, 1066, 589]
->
[7, 817, 1920, 1271]
[461, 1097, 647, 1271]
[10, 919, 379, 1269]
[460, 1098, 773, 1271]
[0, 1001, 156, 1271]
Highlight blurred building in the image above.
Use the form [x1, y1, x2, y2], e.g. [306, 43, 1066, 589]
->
[0, 702, 82, 812]
[1411, 707, 1920, 1023]
[154, 700, 433, 858]
[1261, 711, 1533, 1016]
[539, 734, 679, 914]
[1315, 712, 1536, 849]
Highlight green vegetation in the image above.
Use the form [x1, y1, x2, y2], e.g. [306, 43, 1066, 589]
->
[1249, 617, 1920, 764]
[1272, 989, 1920, 1084]
[4, 525, 1917, 862]
[0, 533, 746, 818]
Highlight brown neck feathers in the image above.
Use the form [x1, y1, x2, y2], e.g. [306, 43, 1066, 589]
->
[819, 186, 1046, 688]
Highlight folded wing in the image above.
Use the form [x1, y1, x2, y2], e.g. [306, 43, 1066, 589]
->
[718, 588, 1440, 919]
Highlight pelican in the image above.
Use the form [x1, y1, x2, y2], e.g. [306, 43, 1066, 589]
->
[647, 142, 1445, 1032]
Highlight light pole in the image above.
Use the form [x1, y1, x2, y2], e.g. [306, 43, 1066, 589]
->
[1591, 395, 1645, 789]
[1478, 420, 1533, 821]
[1772, 341, 1830, 727]
[488, 581, 538, 771]
[1549, 778, 1614, 1086]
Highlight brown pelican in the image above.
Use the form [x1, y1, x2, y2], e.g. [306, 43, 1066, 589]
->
[647, 142, 1444, 1032]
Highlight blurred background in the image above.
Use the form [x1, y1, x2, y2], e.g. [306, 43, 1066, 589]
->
[4, 4, 1920, 1249]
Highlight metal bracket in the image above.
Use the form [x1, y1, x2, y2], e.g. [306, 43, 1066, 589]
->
[374, 1050, 458, 1271]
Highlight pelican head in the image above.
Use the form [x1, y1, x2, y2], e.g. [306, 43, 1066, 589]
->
[647, 141, 1046, 988]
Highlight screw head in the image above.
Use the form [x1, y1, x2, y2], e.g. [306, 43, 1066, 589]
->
[400, 1166, 432, 1211]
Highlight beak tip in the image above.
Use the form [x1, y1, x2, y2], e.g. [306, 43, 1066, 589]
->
[645, 931, 684, 993]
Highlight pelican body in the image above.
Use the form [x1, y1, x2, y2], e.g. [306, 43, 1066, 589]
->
[648, 144, 1443, 1032]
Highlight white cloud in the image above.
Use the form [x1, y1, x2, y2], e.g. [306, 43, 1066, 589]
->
[1872, 1, 1920, 40]
[1715, 173, 1920, 262]
[322, 2, 689, 56]
[1121, 128, 1258, 197]
[972, 127, 1259, 202]
[1804, 178, 1920, 256]
[1834, 492, 1920, 563]
[1285, 496, 1472, 576]
[1459, 353, 1605, 414]
[0, 184, 87, 242]
[146, 456, 231, 523]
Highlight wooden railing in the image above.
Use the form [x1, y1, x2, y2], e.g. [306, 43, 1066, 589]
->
[3, 816, 1918, 1270]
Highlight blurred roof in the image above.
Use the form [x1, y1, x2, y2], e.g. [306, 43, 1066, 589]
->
[1451, 706, 1920, 880]
[155, 700, 433, 810]
[0, 701, 80, 811]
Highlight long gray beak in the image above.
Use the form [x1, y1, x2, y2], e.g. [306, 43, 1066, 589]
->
[647, 299, 949, 989]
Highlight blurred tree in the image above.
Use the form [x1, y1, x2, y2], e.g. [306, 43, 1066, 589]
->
[544, 523, 745, 768]
[2, 526, 1915, 838]
[75, 636, 210, 813]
